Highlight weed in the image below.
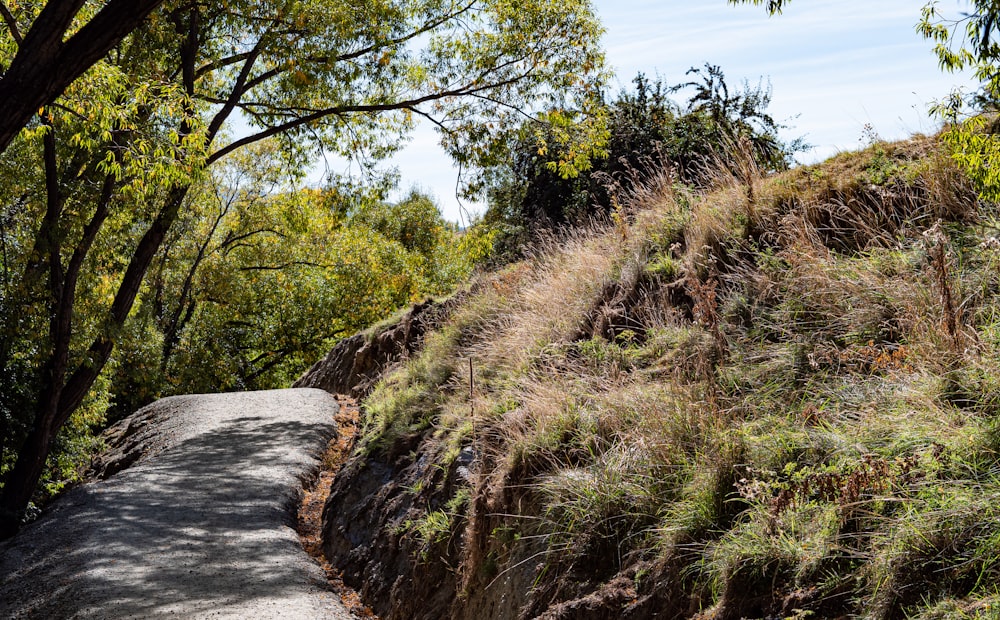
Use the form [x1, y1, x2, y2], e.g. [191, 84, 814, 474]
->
[924, 221, 963, 348]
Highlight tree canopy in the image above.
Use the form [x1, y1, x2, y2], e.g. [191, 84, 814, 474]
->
[917, 1, 1000, 200]
[0, 0, 604, 538]
[481, 66, 802, 255]
[0, 0, 165, 153]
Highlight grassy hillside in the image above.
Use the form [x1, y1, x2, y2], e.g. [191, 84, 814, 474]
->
[330, 133, 1000, 619]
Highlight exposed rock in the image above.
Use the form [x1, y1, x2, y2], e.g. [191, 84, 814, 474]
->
[320, 438, 547, 620]
[295, 297, 456, 398]
[320, 448, 460, 620]
[87, 399, 176, 480]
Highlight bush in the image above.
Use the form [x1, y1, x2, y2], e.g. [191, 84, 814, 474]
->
[483, 65, 805, 253]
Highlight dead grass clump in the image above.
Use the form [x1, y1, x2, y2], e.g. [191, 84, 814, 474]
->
[478, 226, 626, 366]
[752, 134, 979, 255]
[682, 186, 749, 277]
[762, 241, 911, 345]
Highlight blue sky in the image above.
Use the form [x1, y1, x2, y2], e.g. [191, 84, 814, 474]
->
[330, 0, 979, 223]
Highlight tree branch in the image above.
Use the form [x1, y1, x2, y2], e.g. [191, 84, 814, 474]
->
[206, 77, 525, 165]
[238, 0, 478, 93]
[217, 228, 285, 253]
[0, 0, 164, 154]
[332, 0, 478, 63]
[195, 50, 255, 80]
[204, 40, 265, 143]
[238, 260, 336, 271]
[160, 183, 232, 369]
[57, 181, 189, 420]
[0, 2, 22, 45]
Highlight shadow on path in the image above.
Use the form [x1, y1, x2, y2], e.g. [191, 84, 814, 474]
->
[0, 389, 352, 619]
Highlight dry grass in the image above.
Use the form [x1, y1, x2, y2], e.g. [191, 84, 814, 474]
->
[355, 131, 1000, 618]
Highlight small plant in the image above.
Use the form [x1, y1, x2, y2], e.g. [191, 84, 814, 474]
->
[399, 488, 471, 562]
[924, 221, 962, 348]
[402, 510, 451, 556]
[808, 340, 912, 375]
[688, 269, 727, 389]
[736, 451, 936, 526]
[860, 123, 902, 186]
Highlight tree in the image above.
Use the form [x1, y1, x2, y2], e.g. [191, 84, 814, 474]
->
[728, 0, 789, 14]
[108, 152, 475, 419]
[482, 67, 800, 249]
[918, 1, 1000, 200]
[0, 0, 166, 153]
[0, 0, 604, 537]
[0, 50, 191, 533]
[919, 0, 1000, 92]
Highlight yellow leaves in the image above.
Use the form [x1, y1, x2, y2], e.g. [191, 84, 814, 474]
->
[456, 224, 497, 265]
[822, 341, 912, 375]
[96, 151, 124, 181]
[94, 272, 119, 307]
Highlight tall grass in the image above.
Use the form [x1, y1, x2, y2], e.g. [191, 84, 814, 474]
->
[354, 133, 1000, 618]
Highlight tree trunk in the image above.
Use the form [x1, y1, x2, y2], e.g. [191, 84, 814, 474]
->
[0, 402, 57, 539]
[0, 0, 164, 154]
[0, 184, 190, 540]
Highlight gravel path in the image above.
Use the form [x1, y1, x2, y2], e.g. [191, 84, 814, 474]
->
[0, 388, 353, 619]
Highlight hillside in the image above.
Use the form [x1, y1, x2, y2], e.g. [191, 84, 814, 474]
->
[310, 133, 1000, 619]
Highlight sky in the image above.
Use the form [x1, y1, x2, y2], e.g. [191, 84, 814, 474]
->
[322, 0, 979, 224]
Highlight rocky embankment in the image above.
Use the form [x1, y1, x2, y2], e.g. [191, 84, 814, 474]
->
[297, 299, 468, 619]
[301, 297, 572, 620]
[295, 298, 455, 399]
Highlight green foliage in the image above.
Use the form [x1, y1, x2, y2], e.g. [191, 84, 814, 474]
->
[0, 0, 605, 527]
[917, 1, 1000, 201]
[399, 488, 470, 559]
[939, 115, 1000, 202]
[670, 64, 799, 177]
[482, 66, 802, 253]
[109, 147, 478, 414]
[919, 1, 1000, 98]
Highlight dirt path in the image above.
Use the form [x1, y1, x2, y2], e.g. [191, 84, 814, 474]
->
[0, 388, 353, 619]
[296, 395, 377, 619]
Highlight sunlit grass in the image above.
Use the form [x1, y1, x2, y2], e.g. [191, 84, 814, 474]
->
[353, 133, 1000, 617]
